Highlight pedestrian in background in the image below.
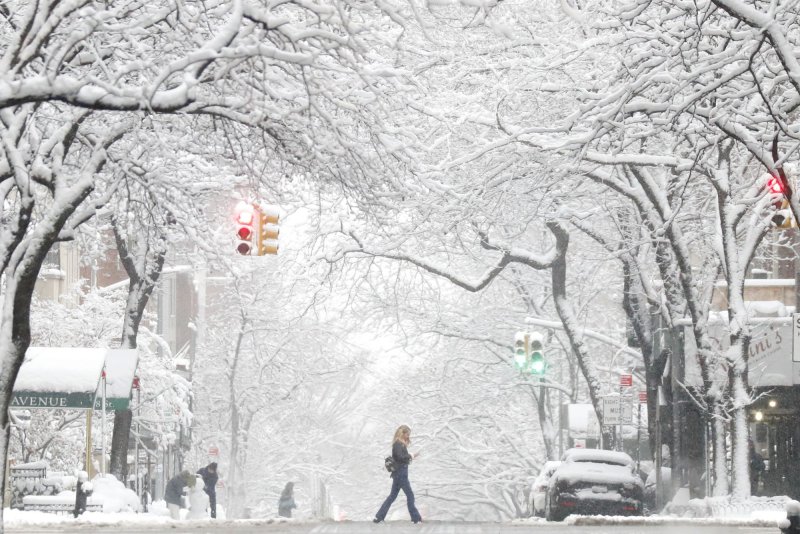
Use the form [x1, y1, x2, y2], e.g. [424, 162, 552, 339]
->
[278, 481, 297, 518]
[373, 425, 422, 524]
[197, 462, 219, 518]
[73, 471, 92, 518]
[165, 470, 195, 520]
[749, 440, 765, 495]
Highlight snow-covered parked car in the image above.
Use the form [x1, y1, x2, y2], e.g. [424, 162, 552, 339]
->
[644, 466, 671, 511]
[531, 461, 561, 517]
[545, 448, 643, 521]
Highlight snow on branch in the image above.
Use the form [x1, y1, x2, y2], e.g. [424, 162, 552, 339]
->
[340, 225, 563, 293]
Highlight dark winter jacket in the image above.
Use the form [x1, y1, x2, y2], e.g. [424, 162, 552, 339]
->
[197, 466, 219, 497]
[750, 450, 765, 473]
[165, 474, 189, 506]
[73, 480, 92, 518]
[278, 494, 296, 517]
[392, 441, 413, 468]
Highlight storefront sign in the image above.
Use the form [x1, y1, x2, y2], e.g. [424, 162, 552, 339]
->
[684, 322, 794, 387]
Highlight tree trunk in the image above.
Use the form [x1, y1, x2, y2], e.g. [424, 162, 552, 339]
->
[535, 386, 556, 460]
[225, 329, 246, 519]
[108, 217, 169, 481]
[0, 260, 55, 532]
[547, 223, 607, 433]
[711, 403, 728, 496]
[109, 410, 133, 483]
[108, 289, 144, 482]
[729, 362, 750, 500]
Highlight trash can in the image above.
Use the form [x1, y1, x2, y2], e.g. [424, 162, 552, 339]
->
[783, 500, 800, 534]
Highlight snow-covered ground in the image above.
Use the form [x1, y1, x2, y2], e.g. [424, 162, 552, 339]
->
[5, 508, 788, 529]
[3, 507, 301, 529]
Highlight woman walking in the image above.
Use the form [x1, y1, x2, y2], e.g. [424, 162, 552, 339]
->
[373, 425, 422, 524]
[278, 481, 297, 518]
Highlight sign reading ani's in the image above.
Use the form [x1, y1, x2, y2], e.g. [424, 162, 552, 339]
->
[11, 391, 95, 409]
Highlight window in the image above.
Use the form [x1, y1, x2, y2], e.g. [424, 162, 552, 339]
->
[43, 244, 60, 269]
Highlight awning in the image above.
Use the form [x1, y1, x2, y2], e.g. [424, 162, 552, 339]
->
[94, 349, 139, 410]
[12, 347, 139, 411]
[12, 347, 106, 409]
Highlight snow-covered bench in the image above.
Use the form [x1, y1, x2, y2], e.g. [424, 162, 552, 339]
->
[23, 494, 103, 514]
[10, 461, 58, 509]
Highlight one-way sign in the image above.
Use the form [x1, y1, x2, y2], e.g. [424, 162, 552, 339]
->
[602, 396, 633, 426]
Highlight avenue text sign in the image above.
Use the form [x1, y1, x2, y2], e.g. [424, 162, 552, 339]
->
[11, 391, 95, 409]
[793, 313, 800, 362]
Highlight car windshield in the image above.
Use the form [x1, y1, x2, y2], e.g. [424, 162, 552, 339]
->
[562, 449, 633, 467]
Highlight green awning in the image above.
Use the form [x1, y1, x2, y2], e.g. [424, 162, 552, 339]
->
[11, 347, 139, 411]
[12, 347, 106, 409]
[93, 349, 139, 411]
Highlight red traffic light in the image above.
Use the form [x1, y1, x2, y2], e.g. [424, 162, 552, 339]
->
[235, 202, 256, 255]
[767, 174, 785, 195]
[237, 226, 252, 240]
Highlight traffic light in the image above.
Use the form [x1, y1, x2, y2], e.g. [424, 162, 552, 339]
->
[773, 199, 796, 229]
[528, 332, 546, 376]
[513, 333, 528, 371]
[257, 206, 280, 256]
[234, 201, 256, 255]
[766, 174, 795, 228]
[767, 173, 785, 197]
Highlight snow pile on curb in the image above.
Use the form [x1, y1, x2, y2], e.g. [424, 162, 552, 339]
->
[3, 509, 311, 530]
[664, 495, 790, 520]
[90, 474, 140, 513]
[565, 514, 786, 528]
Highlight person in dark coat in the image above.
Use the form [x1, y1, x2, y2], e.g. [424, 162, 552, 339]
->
[197, 462, 219, 518]
[374, 425, 422, 524]
[278, 481, 297, 518]
[73, 471, 92, 518]
[749, 440, 765, 495]
[165, 470, 195, 520]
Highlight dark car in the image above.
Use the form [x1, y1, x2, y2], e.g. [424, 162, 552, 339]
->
[531, 461, 562, 517]
[545, 448, 644, 521]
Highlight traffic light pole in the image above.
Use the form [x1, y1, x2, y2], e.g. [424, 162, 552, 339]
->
[618, 385, 623, 452]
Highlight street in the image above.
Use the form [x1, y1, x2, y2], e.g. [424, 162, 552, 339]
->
[4, 522, 783, 534]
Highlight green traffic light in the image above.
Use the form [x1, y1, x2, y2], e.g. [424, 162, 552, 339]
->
[514, 348, 527, 370]
[529, 352, 546, 375]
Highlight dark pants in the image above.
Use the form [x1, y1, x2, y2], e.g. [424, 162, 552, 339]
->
[206, 490, 217, 518]
[73, 494, 87, 518]
[750, 473, 760, 496]
[375, 466, 421, 522]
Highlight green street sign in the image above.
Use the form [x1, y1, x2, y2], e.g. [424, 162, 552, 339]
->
[12, 391, 96, 409]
